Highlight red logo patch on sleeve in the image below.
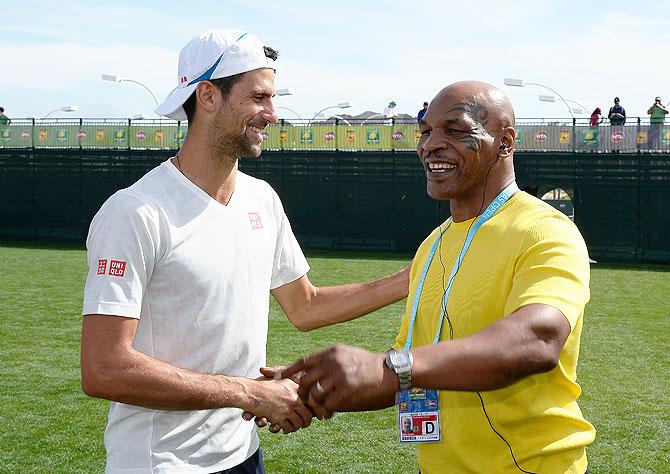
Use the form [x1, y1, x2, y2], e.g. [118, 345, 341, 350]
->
[97, 259, 108, 275]
[108, 260, 127, 277]
[248, 212, 263, 229]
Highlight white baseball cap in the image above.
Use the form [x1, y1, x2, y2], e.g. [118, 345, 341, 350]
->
[155, 29, 275, 121]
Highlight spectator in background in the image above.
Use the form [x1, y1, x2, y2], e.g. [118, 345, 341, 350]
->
[0, 107, 11, 125]
[417, 101, 429, 123]
[647, 96, 668, 150]
[608, 97, 626, 126]
[589, 107, 603, 126]
[383, 100, 397, 124]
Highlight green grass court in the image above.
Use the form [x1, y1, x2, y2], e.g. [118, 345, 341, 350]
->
[0, 242, 668, 473]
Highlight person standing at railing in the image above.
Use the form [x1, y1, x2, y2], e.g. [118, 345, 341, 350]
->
[0, 107, 10, 125]
[417, 101, 429, 123]
[383, 100, 398, 124]
[607, 97, 626, 126]
[589, 107, 603, 126]
[647, 96, 668, 150]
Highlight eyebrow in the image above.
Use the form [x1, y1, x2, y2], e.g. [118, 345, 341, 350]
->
[442, 117, 473, 128]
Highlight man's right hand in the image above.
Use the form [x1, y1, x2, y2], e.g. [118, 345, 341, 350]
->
[241, 376, 314, 435]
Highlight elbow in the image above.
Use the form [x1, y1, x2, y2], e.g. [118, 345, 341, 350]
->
[535, 351, 560, 374]
[506, 341, 562, 383]
[81, 361, 118, 400]
[527, 340, 562, 375]
[294, 323, 313, 333]
[81, 369, 104, 398]
[290, 314, 318, 332]
[525, 313, 568, 374]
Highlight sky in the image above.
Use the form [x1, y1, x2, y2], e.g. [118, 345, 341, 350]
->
[3, 0, 669, 122]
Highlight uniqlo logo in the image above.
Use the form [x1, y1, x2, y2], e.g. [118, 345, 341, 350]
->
[108, 260, 127, 277]
[97, 259, 108, 275]
[248, 212, 263, 229]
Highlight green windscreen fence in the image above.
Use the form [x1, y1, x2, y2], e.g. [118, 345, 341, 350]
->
[1, 149, 669, 262]
[3, 118, 670, 152]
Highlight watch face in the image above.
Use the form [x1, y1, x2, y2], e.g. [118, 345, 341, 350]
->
[390, 350, 410, 368]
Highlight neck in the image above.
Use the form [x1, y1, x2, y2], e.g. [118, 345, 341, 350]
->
[173, 134, 238, 205]
[449, 171, 516, 222]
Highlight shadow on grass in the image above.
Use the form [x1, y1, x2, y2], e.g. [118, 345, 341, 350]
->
[590, 262, 670, 273]
[0, 240, 412, 261]
[0, 240, 86, 251]
[304, 249, 413, 261]
[2, 239, 668, 270]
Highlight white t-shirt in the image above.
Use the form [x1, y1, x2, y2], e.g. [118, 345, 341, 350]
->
[82, 159, 309, 474]
[382, 106, 396, 124]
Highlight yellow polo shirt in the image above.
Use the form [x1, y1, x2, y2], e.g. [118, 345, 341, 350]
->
[393, 192, 595, 474]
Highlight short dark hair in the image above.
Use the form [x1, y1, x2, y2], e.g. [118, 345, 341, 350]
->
[183, 46, 279, 123]
[423, 102, 429, 106]
[0, 107, 4, 113]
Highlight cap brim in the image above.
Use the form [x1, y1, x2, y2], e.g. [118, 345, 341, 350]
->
[155, 84, 197, 121]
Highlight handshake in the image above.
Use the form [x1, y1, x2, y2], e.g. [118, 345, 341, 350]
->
[240, 345, 399, 434]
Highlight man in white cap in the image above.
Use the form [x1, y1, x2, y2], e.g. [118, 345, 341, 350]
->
[382, 100, 397, 124]
[81, 29, 409, 473]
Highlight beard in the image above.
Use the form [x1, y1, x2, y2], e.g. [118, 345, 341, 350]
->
[212, 129, 260, 159]
[209, 116, 262, 160]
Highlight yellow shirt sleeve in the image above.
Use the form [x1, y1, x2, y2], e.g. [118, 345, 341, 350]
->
[504, 214, 590, 328]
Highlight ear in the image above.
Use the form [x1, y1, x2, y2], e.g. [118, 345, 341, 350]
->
[499, 126, 516, 157]
[194, 81, 219, 116]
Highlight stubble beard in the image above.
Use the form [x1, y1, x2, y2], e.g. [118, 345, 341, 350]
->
[210, 123, 261, 161]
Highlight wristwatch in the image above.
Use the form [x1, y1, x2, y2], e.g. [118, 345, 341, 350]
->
[385, 349, 413, 391]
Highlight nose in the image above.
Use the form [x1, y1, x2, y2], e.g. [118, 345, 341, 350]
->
[261, 100, 279, 124]
[419, 130, 444, 159]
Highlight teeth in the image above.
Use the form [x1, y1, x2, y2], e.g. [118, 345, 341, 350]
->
[428, 162, 456, 172]
[249, 125, 263, 133]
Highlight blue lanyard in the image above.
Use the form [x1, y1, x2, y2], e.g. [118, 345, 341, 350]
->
[403, 182, 520, 350]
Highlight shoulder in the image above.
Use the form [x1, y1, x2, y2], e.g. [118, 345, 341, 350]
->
[409, 225, 444, 281]
[413, 224, 444, 260]
[505, 193, 587, 254]
[509, 192, 574, 225]
[93, 187, 160, 227]
[237, 171, 278, 198]
[93, 165, 169, 222]
[236, 171, 287, 219]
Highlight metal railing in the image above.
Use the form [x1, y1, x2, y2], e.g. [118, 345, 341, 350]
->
[1, 117, 669, 152]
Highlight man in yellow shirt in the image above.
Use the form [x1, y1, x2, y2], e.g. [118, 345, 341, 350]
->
[281, 80, 595, 473]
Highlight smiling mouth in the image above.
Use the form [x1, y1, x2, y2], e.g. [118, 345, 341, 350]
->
[426, 162, 456, 174]
[247, 124, 267, 143]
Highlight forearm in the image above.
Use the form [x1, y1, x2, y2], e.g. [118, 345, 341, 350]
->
[410, 306, 568, 391]
[412, 338, 538, 392]
[82, 348, 258, 411]
[293, 266, 410, 331]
